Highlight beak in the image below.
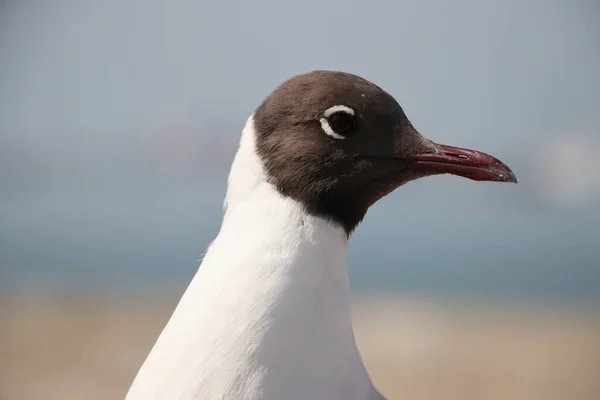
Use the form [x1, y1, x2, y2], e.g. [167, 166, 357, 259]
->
[399, 142, 517, 183]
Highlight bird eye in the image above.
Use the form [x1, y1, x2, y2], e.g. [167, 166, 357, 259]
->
[328, 112, 354, 135]
[320, 105, 356, 140]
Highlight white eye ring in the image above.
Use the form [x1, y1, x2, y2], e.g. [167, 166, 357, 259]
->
[320, 105, 355, 140]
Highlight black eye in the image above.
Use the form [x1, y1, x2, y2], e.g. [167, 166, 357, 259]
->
[328, 112, 355, 135]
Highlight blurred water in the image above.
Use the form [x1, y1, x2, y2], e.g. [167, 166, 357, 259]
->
[2, 179, 599, 304]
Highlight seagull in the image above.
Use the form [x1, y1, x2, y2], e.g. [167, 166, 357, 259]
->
[125, 70, 516, 400]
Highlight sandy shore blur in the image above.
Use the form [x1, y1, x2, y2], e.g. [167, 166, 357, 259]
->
[1, 288, 599, 400]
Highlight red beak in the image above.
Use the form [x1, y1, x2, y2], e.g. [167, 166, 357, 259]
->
[400, 143, 517, 183]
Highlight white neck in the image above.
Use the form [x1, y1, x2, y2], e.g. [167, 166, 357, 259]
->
[126, 116, 376, 400]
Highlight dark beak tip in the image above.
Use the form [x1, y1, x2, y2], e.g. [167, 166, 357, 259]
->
[507, 169, 518, 184]
[493, 161, 518, 184]
[500, 171, 518, 184]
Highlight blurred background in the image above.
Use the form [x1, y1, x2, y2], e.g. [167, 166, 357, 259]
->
[1, 0, 599, 399]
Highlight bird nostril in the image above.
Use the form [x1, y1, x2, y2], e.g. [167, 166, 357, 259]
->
[446, 152, 469, 159]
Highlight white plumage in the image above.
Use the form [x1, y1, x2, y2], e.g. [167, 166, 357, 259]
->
[125, 116, 384, 399]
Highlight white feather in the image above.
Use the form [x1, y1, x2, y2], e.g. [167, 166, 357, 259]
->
[125, 115, 381, 400]
[320, 105, 355, 140]
[324, 105, 355, 117]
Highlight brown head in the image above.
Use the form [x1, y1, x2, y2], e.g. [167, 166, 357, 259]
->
[254, 70, 516, 234]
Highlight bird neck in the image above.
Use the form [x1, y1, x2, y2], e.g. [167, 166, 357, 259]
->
[126, 116, 373, 399]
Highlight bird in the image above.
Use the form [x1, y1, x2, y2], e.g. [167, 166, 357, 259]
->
[125, 70, 516, 400]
